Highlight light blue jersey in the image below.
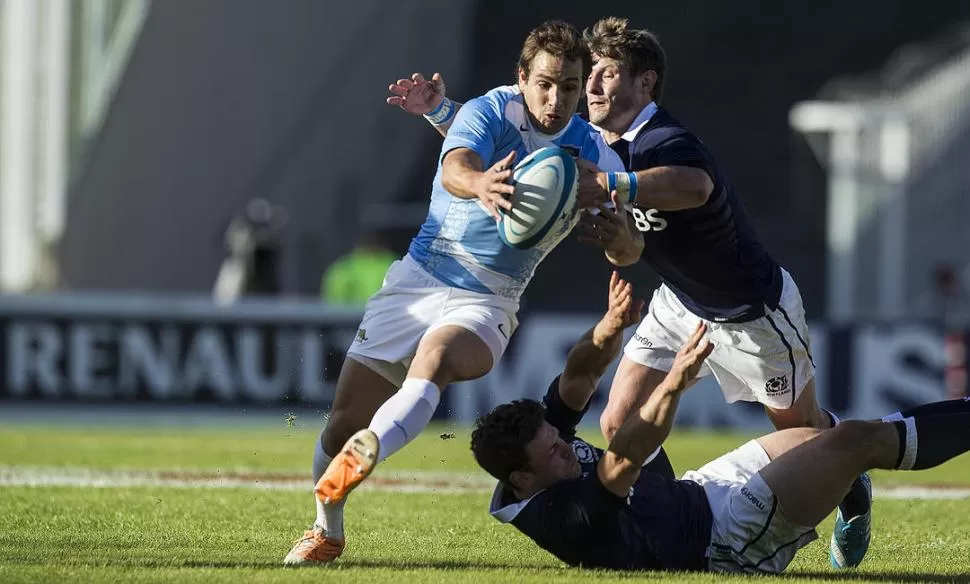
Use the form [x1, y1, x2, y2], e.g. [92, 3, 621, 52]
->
[408, 85, 623, 301]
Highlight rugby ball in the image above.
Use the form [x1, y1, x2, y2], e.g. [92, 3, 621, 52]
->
[498, 147, 579, 250]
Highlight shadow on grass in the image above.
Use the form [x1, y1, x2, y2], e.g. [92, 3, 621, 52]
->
[11, 557, 968, 582]
[782, 571, 970, 584]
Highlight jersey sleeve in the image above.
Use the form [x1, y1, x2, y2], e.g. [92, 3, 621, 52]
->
[542, 375, 590, 438]
[650, 136, 716, 181]
[440, 95, 503, 166]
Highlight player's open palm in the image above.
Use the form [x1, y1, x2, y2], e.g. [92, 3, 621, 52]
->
[477, 151, 517, 221]
[604, 271, 644, 333]
[386, 72, 446, 116]
[667, 323, 714, 391]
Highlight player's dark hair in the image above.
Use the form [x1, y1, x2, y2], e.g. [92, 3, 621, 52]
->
[584, 16, 666, 103]
[471, 399, 546, 483]
[518, 20, 592, 80]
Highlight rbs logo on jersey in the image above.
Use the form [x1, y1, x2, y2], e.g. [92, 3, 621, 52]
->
[631, 207, 667, 232]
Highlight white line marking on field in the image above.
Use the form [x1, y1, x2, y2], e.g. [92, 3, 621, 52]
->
[1, 466, 969, 499]
[0, 466, 495, 494]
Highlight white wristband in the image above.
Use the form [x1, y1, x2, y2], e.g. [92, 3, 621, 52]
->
[424, 97, 456, 126]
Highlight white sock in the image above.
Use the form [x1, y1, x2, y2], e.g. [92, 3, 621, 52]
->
[367, 378, 441, 462]
[311, 434, 344, 537]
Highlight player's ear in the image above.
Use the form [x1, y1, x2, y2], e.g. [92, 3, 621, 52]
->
[517, 68, 529, 91]
[508, 469, 533, 491]
[640, 70, 657, 99]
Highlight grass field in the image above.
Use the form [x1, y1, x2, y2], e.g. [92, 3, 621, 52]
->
[2, 414, 969, 583]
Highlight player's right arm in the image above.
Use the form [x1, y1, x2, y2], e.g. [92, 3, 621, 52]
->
[596, 323, 714, 497]
[386, 73, 464, 137]
[438, 94, 517, 220]
[557, 271, 644, 411]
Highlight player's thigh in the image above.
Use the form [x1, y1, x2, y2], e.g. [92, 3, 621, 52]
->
[323, 356, 400, 454]
[410, 325, 495, 386]
[704, 318, 814, 410]
[757, 421, 893, 527]
[706, 269, 816, 409]
[410, 296, 518, 386]
[601, 356, 673, 439]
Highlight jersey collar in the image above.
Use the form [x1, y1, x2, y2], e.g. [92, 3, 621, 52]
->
[488, 482, 545, 523]
[620, 101, 658, 141]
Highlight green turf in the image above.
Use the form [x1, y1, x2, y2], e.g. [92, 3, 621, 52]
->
[4, 423, 969, 485]
[1, 422, 969, 582]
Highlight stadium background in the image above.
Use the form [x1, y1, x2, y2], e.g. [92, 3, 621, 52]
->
[2, 0, 970, 429]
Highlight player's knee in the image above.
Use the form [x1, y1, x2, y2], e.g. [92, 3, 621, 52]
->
[830, 420, 883, 463]
[412, 335, 492, 385]
[412, 342, 453, 377]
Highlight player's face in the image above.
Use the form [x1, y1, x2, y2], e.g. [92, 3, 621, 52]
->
[517, 51, 584, 135]
[586, 55, 651, 130]
[522, 422, 582, 489]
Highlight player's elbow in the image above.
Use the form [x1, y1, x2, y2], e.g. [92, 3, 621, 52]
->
[441, 149, 482, 199]
[682, 170, 713, 208]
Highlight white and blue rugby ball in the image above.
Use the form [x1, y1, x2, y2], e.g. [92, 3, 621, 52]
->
[498, 147, 579, 250]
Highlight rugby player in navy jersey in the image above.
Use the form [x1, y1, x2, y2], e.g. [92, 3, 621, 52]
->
[388, 16, 870, 568]
[470, 274, 970, 574]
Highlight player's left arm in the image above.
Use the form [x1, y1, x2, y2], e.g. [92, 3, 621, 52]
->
[596, 323, 714, 497]
[556, 271, 644, 411]
[597, 137, 715, 211]
[386, 72, 465, 137]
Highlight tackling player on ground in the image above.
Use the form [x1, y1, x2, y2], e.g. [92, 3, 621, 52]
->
[470, 275, 970, 574]
[388, 16, 872, 568]
[283, 21, 636, 565]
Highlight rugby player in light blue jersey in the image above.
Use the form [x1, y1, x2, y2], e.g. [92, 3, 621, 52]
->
[284, 20, 640, 566]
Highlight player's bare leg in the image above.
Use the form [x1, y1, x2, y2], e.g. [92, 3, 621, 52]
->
[288, 326, 494, 565]
[600, 356, 689, 476]
[763, 376, 872, 569]
[756, 401, 970, 541]
[284, 358, 397, 565]
[763, 377, 832, 431]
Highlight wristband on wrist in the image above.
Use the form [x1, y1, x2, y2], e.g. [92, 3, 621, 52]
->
[424, 97, 456, 126]
[606, 172, 638, 204]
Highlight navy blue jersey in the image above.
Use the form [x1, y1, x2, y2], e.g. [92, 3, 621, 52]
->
[618, 106, 782, 322]
[487, 377, 714, 571]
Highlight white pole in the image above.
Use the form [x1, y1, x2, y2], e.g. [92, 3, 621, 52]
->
[827, 127, 861, 324]
[0, 0, 40, 291]
[38, 0, 72, 245]
[877, 117, 910, 320]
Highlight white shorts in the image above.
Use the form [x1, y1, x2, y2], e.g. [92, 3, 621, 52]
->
[623, 269, 815, 409]
[682, 440, 817, 574]
[345, 254, 519, 387]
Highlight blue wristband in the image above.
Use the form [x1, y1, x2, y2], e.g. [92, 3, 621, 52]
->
[627, 172, 638, 204]
[606, 172, 617, 194]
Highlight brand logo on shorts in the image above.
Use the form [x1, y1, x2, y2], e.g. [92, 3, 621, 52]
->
[632, 333, 652, 348]
[765, 375, 789, 395]
[497, 323, 508, 340]
[354, 328, 368, 343]
[740, 486, 765, 511]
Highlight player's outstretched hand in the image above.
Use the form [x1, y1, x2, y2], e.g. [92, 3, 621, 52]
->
[386, 72, 446, 116]
[603, 271, 645, 334]
[666, 323, 714, 392]
[475, 150, 517, 221]
[575, 159, 610, 208]
[576, 190, 637, 252]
